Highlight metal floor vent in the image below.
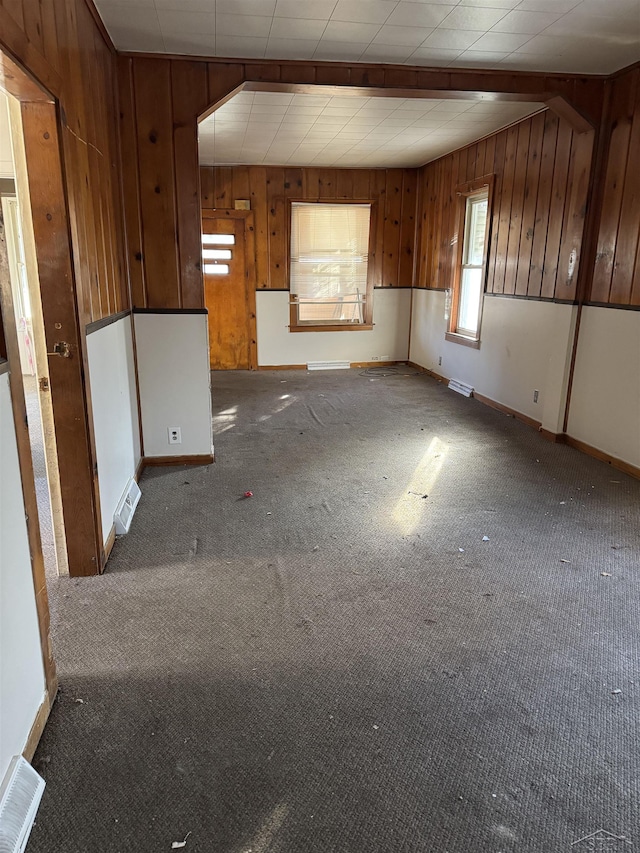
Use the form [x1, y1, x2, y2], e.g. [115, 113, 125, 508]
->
[307, 360, 351, 371]
[448, 378, 474, 397]
[114, 478, 142, 535]
[0, 756, 45, 853]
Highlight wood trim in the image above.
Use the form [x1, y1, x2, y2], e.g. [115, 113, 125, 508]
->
[407, 361, 447, 383]
[290, 322, 374, 333]
[472, 390, 542, 430]
[82, 0, 116, 54]
[86, 308, 131, 335]
[562, 435, 640, 481]
[103, 523, 116, 562]
[408, 365, 639, 479]
[584, 301, 640, 311]
[20, 100, 104, 578]
[133, 455, 144, 482]
[0, 12, 60, 101]
[445, 331, 481, 349]
[142, 454, 214, 467]
[22, 689, 56, 763]
[133, 307, 208, 315]
[257, 364, 307, 370]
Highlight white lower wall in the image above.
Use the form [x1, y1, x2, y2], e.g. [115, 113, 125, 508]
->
[0, 372, 45, 781]
[409, 289, 577, 431]
[87, 315, 141, 544]
[134, 312, 213, 458]
[567, 307, 640, 469]
[256, 288, 412, 366]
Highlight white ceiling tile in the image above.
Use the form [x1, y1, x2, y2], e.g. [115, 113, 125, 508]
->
[215, 0, 276, 13]
[265, 38, 321, 58]
[440, 5, 510, 29]
[322, 20, 383, 41]
[216, 13, 272, 36]
[373, 25, 435, 46]
[157, 9, 215, 33]
[215, 35, 267, 56]
[270, 17, 329, 38]
[458, 0, 519, 6]
[331, 0, 397, 23]
[516, 0, 582, 11]
[467, 31, 533, 51]
[99, 4, 159, 27]
[275, 0, 338, 17]
[491, 8, 565, 32]
[322, 106, 360, 117]
[108, 26, 166, 52]
[386, 2, 455, 27]
[161, 33, 218, 53]
[312, 41, 368, 59]
[360, 43, 415, 60]
[408, 47, 463, 63]
[421, 28, 486, 49]
[512, 34, 566, 54]
[544, 10, 640, 37]
[251, 103, 289, 114]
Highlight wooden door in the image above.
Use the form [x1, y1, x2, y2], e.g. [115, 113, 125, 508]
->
[202, 211, 257, 370]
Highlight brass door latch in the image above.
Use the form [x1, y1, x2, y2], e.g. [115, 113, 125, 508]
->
[47, 341, 72, 358]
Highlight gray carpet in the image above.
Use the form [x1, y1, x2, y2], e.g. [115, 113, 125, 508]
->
[28, 369, 639, 852]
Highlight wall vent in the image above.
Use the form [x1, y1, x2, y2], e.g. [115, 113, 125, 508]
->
[307, 361, 350, 371]
[114, 478, 142, 535]
[448, 379, 474, 397]
[0, 756, 45, 853]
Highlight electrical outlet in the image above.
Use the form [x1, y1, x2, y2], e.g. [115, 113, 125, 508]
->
[438, 356, 442, 366]
[168, 427, 182, 445]
[371, 355, 380, 361]
[533, 390, 539, 403]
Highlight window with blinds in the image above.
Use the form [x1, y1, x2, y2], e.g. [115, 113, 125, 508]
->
[290, 202, 372, 327]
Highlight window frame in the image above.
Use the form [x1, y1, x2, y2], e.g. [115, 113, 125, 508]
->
[287, 198, 377, 333]
[446, 175, 494, 349]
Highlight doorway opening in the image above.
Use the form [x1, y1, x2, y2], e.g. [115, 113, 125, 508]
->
[0, 93, 68, 578]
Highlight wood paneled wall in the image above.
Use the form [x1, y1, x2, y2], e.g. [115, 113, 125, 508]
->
[118, 55, 605, 310]
[415, 111, 594, 303]
[200, 165, 417, 289]
[590, 66, 640, 307]
[0, 0, 128, 324]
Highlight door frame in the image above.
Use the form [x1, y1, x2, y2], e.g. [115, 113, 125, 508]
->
[202, 208, 258, 370]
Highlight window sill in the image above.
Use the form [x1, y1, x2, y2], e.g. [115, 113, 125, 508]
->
[290, 324, 374, 333]
[445, 331, 481, 349]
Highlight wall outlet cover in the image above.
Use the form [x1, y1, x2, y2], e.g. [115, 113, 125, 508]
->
[168, 427, 182, 445]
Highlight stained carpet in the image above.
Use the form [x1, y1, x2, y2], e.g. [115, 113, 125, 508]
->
[28, 369, 640, 852]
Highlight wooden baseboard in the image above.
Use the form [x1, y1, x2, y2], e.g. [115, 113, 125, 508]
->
[142, 454, 214, 467]
[104, 524, 116, 561]
[562, 435, 640, 480]
[472, 391, 542, 431]
[406, 361, 447, 383]
[257, 364, 307, 371]
[406, 364, 639, 480]
[539, 428, 562, 443]
[23, 688, 56, 763]
[133, 456, 144, 483]
[351, 360, 403, 368]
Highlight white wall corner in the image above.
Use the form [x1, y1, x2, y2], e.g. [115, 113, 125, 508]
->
[134, 312, 213, 458]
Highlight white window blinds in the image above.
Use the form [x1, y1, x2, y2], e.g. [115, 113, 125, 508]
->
[290, 203, 371, 324]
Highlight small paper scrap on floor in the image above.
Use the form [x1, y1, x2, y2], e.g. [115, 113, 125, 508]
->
[172, 832, 191, 849]
[459, 548, 464, 553]
[560, 559, 571, 563]
[601, 572, 612, 577]
[373, 725, 379, 730]
[482, 536, 490, 542]
[612, 689, 622, 695]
